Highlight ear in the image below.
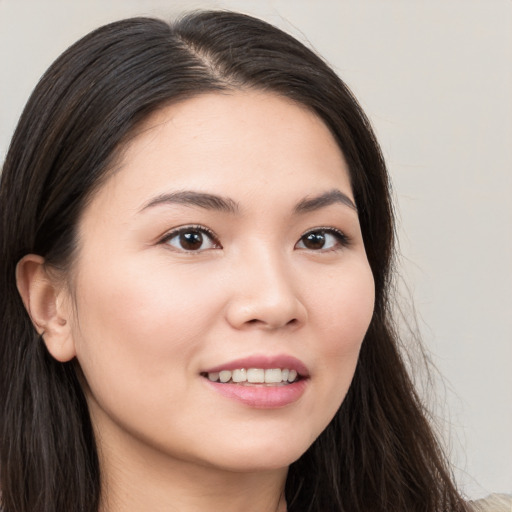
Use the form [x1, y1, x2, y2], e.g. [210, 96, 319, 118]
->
[16, 254, 76, 362]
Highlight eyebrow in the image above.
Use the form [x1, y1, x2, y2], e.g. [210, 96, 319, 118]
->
[140, 188, 356, 215]
[294, 189, 357, 213]
[140, 190, 240, 214]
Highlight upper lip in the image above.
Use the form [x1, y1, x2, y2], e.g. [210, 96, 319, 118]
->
[202, 354, 309, 377]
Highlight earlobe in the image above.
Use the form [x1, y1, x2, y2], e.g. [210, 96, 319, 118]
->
[16, 254, 76, 362]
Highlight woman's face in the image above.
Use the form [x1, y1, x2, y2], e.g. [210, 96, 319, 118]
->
[65, 91, 375, 473]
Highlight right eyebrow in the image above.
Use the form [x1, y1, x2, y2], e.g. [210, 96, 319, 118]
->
[139, 190, 240, 214]
[294, 189, 357, 213]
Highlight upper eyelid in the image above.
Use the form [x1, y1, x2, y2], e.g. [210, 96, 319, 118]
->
[301, 226, 345, 235]
[159, 225, 220, 244]
[300, 226, 350, 240]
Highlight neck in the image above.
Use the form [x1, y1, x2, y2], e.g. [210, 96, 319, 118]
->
[97, 434, 288, 512]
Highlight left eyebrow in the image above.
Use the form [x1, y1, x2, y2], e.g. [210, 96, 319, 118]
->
[294, 189, 357, 213]
[139, 190, 240, 214]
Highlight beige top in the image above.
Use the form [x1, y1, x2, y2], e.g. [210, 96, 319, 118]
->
[469, 494, 512, 512]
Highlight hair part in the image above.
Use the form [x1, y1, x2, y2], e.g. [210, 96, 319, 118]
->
[0, 11, 468, 512]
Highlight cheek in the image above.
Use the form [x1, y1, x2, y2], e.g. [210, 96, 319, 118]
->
[313, 260, 375, 349]
[308, 260, 374, 406]
[70, 258, 225, 398]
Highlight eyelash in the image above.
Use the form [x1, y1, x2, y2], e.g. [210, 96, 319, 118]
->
[159, 225, 350, 253]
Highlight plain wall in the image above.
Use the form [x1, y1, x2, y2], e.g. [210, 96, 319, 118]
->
[1, 0, 510, 499]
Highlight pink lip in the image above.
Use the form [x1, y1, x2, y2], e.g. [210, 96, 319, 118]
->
[201, 354, 309, 409]
[204, 379, 308, 409]
[202, 354, 309, 376]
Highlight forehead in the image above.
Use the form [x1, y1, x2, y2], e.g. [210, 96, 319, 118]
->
[88, 90, 353, 214]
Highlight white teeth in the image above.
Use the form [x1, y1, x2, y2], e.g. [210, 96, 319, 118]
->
[264, 368, 282, 383]
[247, 368, 265, 383]
[288, 369, 297, 382]
[232, 369, 247, 382]
[219, 370, 231, 383]
[206, 368, 300, 384]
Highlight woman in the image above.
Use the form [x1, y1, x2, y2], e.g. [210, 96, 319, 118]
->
[0, 10, 506, 512]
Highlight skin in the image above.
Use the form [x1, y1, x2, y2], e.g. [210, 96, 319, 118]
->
[18, 91, 375, 512]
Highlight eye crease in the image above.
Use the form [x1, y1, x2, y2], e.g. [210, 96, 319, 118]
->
[161, 226, 350, 253]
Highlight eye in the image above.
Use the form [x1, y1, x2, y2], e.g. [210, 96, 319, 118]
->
[161, 226, 220, 252]
[295, 228, 349, 251]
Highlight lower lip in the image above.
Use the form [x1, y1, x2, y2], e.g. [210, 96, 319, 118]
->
[204, 379, 308, 408]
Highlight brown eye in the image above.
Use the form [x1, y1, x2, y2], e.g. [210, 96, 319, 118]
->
[179, 231, 203, 250]
[302, 231, 326, 250]
[164, 227, 219, 252]
[295, 229, 349, 251]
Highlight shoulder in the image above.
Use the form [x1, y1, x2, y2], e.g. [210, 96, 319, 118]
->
[468, 494, 512, 512]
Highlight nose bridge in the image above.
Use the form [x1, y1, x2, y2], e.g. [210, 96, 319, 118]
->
[226, 241, 306, 330]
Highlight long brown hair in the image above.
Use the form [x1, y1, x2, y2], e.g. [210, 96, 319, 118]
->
[0, 11, 468, 512]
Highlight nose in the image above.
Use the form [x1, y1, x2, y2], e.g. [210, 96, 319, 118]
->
[225, 247, 307, 331]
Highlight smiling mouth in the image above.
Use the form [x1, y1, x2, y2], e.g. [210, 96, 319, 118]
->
[201, 368, 300, 385]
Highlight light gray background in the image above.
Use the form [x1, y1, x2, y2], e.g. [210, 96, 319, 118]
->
[1, 0, 510, 500]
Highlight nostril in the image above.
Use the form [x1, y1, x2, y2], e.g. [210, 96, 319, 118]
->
[243, 317, 299, 329]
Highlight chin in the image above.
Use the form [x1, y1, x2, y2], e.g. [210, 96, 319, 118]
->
[198, 433, 316, 473]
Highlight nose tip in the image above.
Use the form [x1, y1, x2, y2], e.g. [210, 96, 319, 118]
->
[225, 259, 307, 330]
[227, 301, 305, 331]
